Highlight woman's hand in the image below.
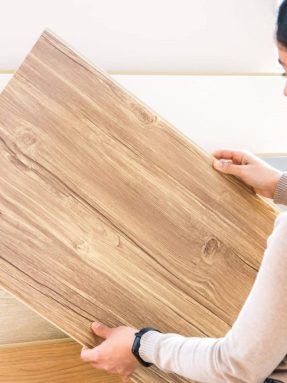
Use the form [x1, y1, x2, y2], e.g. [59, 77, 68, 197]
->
[212, 149, 283, 198]
[80, 321, 140, 382]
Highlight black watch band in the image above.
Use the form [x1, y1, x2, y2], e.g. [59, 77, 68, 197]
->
[131, 327, 161, 367]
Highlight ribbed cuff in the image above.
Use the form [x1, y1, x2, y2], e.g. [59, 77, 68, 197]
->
[138, 330, 163, 364]
[273, 171, 287, 206]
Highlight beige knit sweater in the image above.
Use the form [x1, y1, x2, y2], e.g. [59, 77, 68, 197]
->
[139, 172, 287, 383]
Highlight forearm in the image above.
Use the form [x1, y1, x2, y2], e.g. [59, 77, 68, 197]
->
[139, 330, 225, 382]
[139, 212, 287, 383]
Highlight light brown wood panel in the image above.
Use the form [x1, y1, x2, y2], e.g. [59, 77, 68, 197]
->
[0, 289, 66, 344]
[0, 30, 279, 383]
[0, 338, 121, 382]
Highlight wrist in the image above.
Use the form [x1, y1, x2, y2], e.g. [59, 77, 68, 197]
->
[131, 327, 161, 367]
[138, 330, 163, 363]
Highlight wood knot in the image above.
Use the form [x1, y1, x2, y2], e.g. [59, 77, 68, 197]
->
[21, 132, 37, 146]
[74, 239, 90, 253]
[130, 103, 157, 125]
[201, 236, 220, 264]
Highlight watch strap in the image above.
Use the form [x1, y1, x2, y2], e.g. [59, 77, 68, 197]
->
[131, 327, 161, 367]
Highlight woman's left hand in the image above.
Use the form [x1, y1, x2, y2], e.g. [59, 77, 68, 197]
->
[80, 321, 140, 382]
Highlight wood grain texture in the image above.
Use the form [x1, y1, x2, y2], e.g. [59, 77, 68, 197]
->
[0, 289, 66, 344]
[0, 338, 121, 382]
[0, 30, 279, 383]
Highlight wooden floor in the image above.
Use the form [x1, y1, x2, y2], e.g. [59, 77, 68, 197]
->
[0, 338, 121, 382]
[0, 289, 122, 382]
[0, 289, 66, 344]
[0, 30, 279, 383]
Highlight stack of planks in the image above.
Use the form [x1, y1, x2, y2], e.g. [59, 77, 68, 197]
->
[0, 30, 280, 382]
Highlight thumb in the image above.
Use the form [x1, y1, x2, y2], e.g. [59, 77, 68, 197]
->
[213, 159, 242, 177]
[91, 321, 112, 339]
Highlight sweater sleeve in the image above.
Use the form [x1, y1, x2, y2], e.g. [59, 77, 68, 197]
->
[273, 171, 287, 206]
[139, 211, 287, 383]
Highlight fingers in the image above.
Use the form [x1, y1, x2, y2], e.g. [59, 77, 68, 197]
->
[121, 371, 133, 382]
[213, 158, 244, 177]
[81, 344, 135, 383]
[212, 149, 253, 165]
[212, 148, 256, 177]
[91, 321, 112, 339]
[80, 346, 100, 363]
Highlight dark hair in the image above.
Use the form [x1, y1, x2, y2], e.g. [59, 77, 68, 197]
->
[277, 0, 287, 47]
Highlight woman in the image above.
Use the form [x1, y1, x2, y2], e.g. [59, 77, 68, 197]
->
[80, 2, 287, 382]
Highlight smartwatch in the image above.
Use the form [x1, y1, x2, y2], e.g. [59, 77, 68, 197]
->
[131, 327, 161, 367]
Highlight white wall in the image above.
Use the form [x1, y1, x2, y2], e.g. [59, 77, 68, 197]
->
[0, 1, 286, 156]
[0, 0, 280, 74]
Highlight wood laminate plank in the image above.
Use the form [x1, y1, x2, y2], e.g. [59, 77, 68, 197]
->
[0, 289, 66, 344]
[0, 338, 121, 382]
[0, 30, 279, 382]
[2, 73, 287, 155]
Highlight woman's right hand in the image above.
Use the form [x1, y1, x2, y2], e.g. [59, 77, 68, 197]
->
[212, 149, 283, 199]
